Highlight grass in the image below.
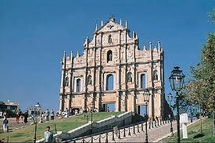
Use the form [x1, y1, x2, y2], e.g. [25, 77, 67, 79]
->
[0, 112, 122, 142]
[162, 117, 215, 142]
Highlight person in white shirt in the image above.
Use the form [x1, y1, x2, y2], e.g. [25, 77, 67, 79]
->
[44, 126, 53, 142]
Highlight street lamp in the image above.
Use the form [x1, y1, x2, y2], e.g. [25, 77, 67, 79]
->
[167, 93, 174, 136]
[33, 102, 41, 143]
[169, 66, 185, 143]
[144, 89, 150, 143]
[90, 103, 93, 134]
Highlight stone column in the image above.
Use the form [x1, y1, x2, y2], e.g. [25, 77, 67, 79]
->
[59, 95, 63, 112]
[116, 92, 121, 112]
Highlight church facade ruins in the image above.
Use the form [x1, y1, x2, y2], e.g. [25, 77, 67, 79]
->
[59, 17, 165, 118]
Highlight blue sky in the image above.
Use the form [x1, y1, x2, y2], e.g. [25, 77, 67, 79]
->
[0, 0, 214, 111]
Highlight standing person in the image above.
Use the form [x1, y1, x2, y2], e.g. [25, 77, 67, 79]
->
[2, 116, 8, 133]
[24, 111, 28, 124]
[40, 112, 44, 123]
[45, 109, 50, 121]
[44, 126, 53, 143]
[20, 111, 24, 123]
[65, 108, 69, 118]
[50, 109, 54, 120]
[15, 111, 20, 124]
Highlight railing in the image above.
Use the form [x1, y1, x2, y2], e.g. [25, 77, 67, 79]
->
[66, 118, 172, 143]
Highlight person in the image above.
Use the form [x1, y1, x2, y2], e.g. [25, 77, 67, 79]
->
[15, 111, 20, 124]
[45, 109, 50, 121]
[50, 109, 54, 120]
[2, 116, 8, 133]
[65, 108, 69, 118]
[20, 111, 24, 123]
[24, 111, 28, 124]
[39, 112, 44, 123]
[44, 126, 53, 143]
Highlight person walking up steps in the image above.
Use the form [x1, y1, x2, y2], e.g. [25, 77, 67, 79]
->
[44, 126, 53, 143]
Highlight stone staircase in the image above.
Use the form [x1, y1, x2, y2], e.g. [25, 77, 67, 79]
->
[68, 119, 173, 143]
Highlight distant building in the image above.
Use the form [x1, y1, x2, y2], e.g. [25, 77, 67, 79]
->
[0, 100, 19, 112]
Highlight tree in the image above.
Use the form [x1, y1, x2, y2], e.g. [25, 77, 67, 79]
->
[185, 8, 215, 135]
[185, 33, 215, 135]
[209, 8, 215, 25]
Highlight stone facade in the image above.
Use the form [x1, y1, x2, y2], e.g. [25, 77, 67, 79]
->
[59, 17, 165, 118]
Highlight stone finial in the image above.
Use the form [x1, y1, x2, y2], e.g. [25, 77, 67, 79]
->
[62, 51, 66, 65]
[120, 19, 122, 25]
[158, 41, 161, 51]
[70, 51, 73, 61]
[125, 20, 128, 28]
[95, 24, 98, 31]
[76, 51, 79, 57]
[143, 45, 146, 51]
[101, 20, 104, 26]
[83, 37, 89, 47]
[63, 51, 66, 59]
[149, 42, 152, 50]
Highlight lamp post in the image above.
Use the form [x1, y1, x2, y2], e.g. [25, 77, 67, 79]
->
[169, 66, 185, 143]
[87, 102, 95, 134]
[33, 102, 41, 143]
[167, 93, 174, 136]
[144, 89, 150, 143]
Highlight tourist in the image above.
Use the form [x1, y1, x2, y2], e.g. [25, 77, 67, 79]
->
[20, 111, 24, 123]
[44, 126, 53, 143]
[2, 116, 8, 133]
[45, 109, 50, 121]
[39, 112, 45, 123]
[65, 108, 69, 118]
[24, 111, 28, 124]
[50, 109, 54, 120]
[15, 111, 20, 124]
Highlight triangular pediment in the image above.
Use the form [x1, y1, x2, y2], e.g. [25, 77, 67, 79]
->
[96, 18, 125, 33]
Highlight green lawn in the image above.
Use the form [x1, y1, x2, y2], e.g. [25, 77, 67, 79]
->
[162, 117, 215, 142]
[0, 112, 122, 142]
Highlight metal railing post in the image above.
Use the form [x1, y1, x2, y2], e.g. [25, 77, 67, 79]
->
[105, 132, 108, 143]
[99, 135, 101, 143]
[128, 126, 131, 136]
[133, 125, 135, 134]
[112, 130, 115, 141]
[141, 123, 143, 131]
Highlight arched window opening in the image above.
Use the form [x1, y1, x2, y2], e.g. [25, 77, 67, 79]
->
[107, 50, 112, 62]
[76, 79, 81, 92]
[153, 70, 158, 80]
[127, 72, 132, 82]
[106, 74, 114, 91]
[141, 74, 146, 88]
[88, 75, 92, 85]
[65, 76, 69, 86]
[108, 34, 112, 44]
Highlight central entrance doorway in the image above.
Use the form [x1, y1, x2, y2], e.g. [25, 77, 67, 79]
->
[102, 102, 115, 112]
[137, 105, 147, 117]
